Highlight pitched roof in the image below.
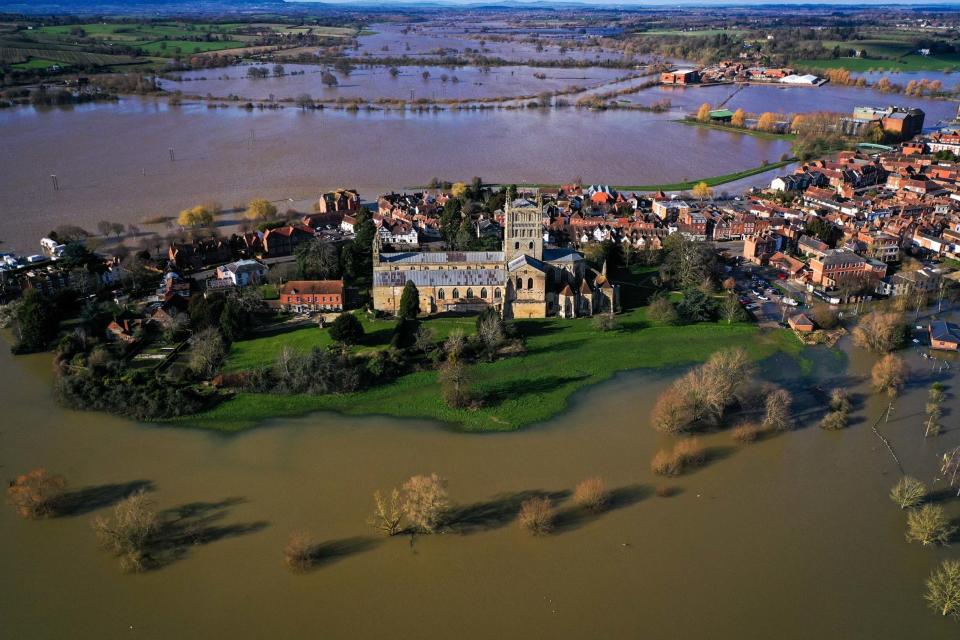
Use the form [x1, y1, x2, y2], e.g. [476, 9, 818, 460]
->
[280, 280, 344, 296]
[508, 254, 548, 273]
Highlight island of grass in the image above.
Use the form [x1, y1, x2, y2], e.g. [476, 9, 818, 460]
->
[169, 305, 802, 433]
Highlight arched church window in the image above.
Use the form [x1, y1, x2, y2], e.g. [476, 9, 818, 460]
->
[438, 289, 445, 300]
[494, 288, 502, 299]
[527, 277, 534, 290]
[466, 288, 474, 298]
[516, 277, 522, 290]
[480, 288, 487, 299]
[453, 288, 460, 299]
[514, 242, 520, 250]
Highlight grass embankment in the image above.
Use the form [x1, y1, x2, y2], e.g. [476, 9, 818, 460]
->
[172, 308, 801, 433]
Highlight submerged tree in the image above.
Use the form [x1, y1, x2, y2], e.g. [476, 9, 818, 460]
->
[890, 476, 927, 510]
[926, 560, 960, 620]
[573, 477, 608, 513]
[401, 473, 450, 533]
[853, 312, 905, 353]
[763, 388, 794, 431]
[93, 490, 159, 572]
[518, 497, 554, 536]
[906, 504, 955, 547]
[925, 382, 945, 438]
[369, 488, 404, 536]
[7, 468, 66, 519]
[284, 531, 316, 572]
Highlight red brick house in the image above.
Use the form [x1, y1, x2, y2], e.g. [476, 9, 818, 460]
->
[106, 318, 143, 344]
[262, 225, 314, 257]
[279, 280, 344, 312]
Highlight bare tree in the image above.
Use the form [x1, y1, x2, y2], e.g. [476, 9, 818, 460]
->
[438, 358, 472, 408]
[906, 504, 955, 547]
[890, 476, 927, 510]
[402, 473, 450, 533]
[443, 329, 465, 360]
[477, 314, 505, 359]
[872, 354, 907, 398]
[925, 382, 945, 438]
[368, 488, 404, 536]
[941, 447, 960, 496]
[284, 531, 315, 572]
[518, 497, 554, 535]
[189, 327, 226, 378]
[573, 477, 608, 512]
[852, 312, 905, 353]
[926, 560, 960, 619]
[6, 468, 66, 518]
[93, 490, 159, 572]
[763, 388, 794, 431]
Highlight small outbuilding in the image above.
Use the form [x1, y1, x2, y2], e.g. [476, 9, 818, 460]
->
[708, 109, 734, 123]
[929, 320, 960, 351]
[788, 313, 815, 333]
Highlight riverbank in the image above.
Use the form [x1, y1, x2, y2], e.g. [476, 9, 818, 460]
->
[168, 308, 802, 433]
[441, 157, 797, 194]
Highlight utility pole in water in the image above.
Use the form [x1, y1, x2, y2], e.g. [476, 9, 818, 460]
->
[49, 174, 59, 191]
[168, 147, 175, 162]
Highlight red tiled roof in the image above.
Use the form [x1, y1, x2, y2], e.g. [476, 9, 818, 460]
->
[280, 280, 344, 296]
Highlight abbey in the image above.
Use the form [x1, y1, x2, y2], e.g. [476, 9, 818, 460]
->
[372, 198, 618, 318]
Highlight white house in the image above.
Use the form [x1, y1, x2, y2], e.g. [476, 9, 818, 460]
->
[215, 259, 268, 287]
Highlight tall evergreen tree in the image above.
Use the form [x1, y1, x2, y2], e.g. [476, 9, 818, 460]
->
[399, 281, 420, 319]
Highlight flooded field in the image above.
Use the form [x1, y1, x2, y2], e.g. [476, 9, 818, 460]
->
[634, 83, 960, 124]
[0, 100, 791, 253]
[350, 21, 628, 63]
[1, 333, 959, 639]
[160, 63, 633, 102]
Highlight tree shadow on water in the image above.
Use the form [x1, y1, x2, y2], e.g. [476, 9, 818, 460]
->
[51, 480, 155, 517]
[553, 484, 650, 534]
[305, 536, 382, 569]
[447, 489, 571, 535]
[147, 497, 268, 570]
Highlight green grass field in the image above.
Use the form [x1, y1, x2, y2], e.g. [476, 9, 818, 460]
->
[172, 307, 802, 433]
[801, 54, 960, 73]
[11, 57, 64, 69]
[136, 39, 245, 55]
[222, 315, 477, 373]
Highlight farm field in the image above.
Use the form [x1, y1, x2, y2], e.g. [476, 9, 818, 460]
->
[801, 53, 960, 72]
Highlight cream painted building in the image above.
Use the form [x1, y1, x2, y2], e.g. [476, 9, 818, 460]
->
[372, 198, 617, 318]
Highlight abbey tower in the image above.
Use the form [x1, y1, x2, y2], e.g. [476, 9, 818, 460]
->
[503, 198, 543, 263]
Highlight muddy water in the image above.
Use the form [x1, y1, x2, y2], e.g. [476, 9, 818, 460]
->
[1, 335, 959, 639]
[159, 63, 631, 102]
[0, 101, 790, 253]
[637, 83, 960, 124]
[351, 22, 628, 63]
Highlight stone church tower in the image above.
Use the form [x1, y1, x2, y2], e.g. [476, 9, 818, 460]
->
[503, 197, 543, 262]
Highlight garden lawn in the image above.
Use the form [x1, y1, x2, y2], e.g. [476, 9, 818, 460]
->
[221, 314, 477, 373]
[174, 308, 801, 433]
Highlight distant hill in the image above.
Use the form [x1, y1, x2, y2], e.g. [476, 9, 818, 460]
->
[0, 0, 294, 15]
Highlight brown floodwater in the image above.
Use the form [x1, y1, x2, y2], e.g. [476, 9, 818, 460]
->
[0, 100, 791, 253]
[159, 63, 632, 102]
[1, 333, 959, 639]
[349, 21, 629, 63]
